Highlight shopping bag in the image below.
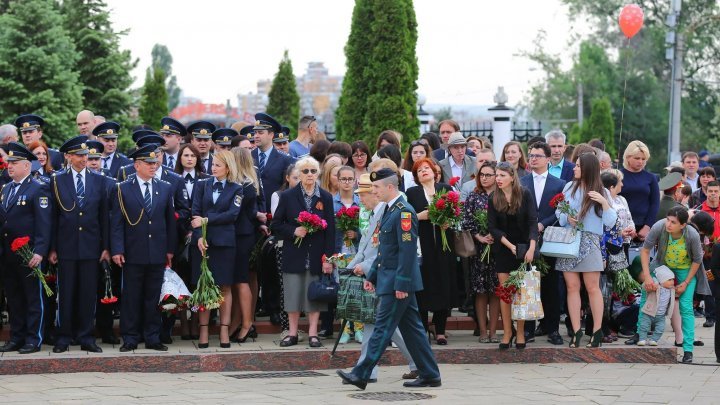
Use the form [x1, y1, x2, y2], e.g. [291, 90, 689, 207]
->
[511, 269, 544, 321]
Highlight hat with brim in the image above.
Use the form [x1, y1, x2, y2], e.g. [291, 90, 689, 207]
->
[128, 144, 159, 163]
[370, 168, 396, 182]
[354, 173, 373, 194]
[93, 121, 120, 139]
[15, 114, 44, 132]
[159, 117, 187, 137]
[6, 142, 38, 161]
[187, 121, 216, 139]
[86, 140, 104, 158]
[253, 112, 280, 133]
[212, 128, 238, 146]
[447, 132, 467, 146]
[659, 172, 682, 191]
[59, 135, 90, 155]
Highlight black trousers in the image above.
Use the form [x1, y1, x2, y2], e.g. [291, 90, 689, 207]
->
[2, 260, 45, 347]
[526, 261, 561, 335]
[120, 264, 164, 346]
[57, 259, 99, 346]
[96, 261, 120, 337]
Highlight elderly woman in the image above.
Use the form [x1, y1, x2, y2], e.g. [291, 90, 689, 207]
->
[619, 141, 659, 241]
[272, 156, 336, 348]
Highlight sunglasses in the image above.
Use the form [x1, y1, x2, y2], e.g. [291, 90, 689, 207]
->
[301, 168, 318, 174]
[411, 139, 428, 147]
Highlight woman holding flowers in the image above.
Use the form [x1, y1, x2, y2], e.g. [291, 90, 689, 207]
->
[556, 153, 617, 348]
[461, 161, 500, 343]
[406, 157, 458, 345]
[191, 150, 244, 348]
[272, 156, 335, 348]
[488, 162, 538, 349]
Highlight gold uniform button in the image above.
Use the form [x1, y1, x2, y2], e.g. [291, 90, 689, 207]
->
[79, 227, 83, 231]
[79, 212, 83, 216]
[148, 221, 152, 224]
[148, 234, 152, 238]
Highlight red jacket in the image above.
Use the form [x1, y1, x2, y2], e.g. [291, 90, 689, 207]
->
[700, 201, 720, 239]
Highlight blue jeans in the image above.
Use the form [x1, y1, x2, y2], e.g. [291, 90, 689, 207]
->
[638, 312, 666, 342]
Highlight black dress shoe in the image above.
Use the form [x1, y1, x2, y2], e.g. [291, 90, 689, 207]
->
[81, 343, 103, 353]
[0, 341, 23, 352]
[145, 342, 169, 351]
[403, 377, 442, 388]
[119, 343, 136, 352]
[624, 333, 639, 345]
[18, 344, 40, 354]
[535, 324, 547, 336]
[547, 331, 564, 345]
[160, 335, 173, 345]
[102, 335, 120, 345]
[269, 312, 282, 326]
[343, 378, 377, 384]
[703, 320, 715, 328]
[53, 345, 69, 353]
[336, 370, 367, 390]
[524, 331, 535, 343]
[682, 352, 693, 363]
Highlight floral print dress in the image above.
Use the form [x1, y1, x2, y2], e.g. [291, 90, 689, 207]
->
[462, 190, 499, 294]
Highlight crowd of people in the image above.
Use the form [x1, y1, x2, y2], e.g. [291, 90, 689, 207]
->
[0, 112, 717, 368]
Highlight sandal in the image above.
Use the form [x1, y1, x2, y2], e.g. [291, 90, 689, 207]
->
[489, 336, 500, 344]
[308, 336, 322, 348]
[479, 336, 491, 344]
[279, 334, 298, 347]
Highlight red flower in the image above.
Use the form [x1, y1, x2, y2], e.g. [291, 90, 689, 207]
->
[449, 176, 460, 187]
[435, 199, 446, 209]
[0, 159, 7, 170]
[446, 191, 460, 204]
[549, 193, 564, 209]
[266, 212, 273, 221]
[322, 254, 327, 262]
[45, 274, 57, 283]
[100, 296, 118, 304]
[174, 212, 180, 221]
[11, 236, 30, 253]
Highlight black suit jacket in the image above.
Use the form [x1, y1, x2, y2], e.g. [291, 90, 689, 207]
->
[49, 148, 64, 171]
[559, 160, 575, 183]
[0, 177, 52, 260]
[252, 147, 294, 212]
[191, 179, 243, 247]
[520, 173, 567, 229]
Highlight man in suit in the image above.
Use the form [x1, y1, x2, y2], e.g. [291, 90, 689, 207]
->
[337, 168, 441, 390]
[545, 130, 575, 182]
[0, 142, 52, 354]
[432, 119, 475, 161]
[111, 144, 177, 352]
[160, 117, 186, 170]
[49, 136, 109, 353]
[346, 173, 418, 382]
[15, 114, 63, 170]
[251, 113, 295, 213]
[520, 142, 566, 345]
[188, 121, 216, 173]
[439, 132, 476, 185]
[95, 121, 131, 179]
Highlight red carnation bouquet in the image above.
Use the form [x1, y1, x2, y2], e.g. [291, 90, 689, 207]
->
[295, 210, 328, 247]
[336, 206, 360, 247]
[428, 189, 462, 251]
[550, 193, 584, 231]
[188, 221, 223, 312]
[448, 176, 461, 190]
[11, 236, 53, 297]
[495, 262, 527, 304]
[100, 261, 118, 304]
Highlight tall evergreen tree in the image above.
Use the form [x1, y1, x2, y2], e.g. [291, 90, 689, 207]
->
[61, 0, 136, 118]
[151, 44, 182, 111]
[0, 0, 83, 146]
[138, 67, 168, 128]
[335, 0, 373, 142]
[581, 97, 615, 156]
[266, 50, 300, 134]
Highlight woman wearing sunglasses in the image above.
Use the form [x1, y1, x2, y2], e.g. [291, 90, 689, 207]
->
[272, 156, 336, 348]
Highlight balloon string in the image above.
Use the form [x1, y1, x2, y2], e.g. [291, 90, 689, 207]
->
[617, 37, 630, 164]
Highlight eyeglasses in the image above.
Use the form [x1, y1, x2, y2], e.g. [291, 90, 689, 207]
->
[338, 177, 355, 183]
[528, 154, 547, 159]
[478, 173, 496, 178]
[301, 168, 318, 174]
[352, 153, 366, 158]
[410, 139, 428, 147]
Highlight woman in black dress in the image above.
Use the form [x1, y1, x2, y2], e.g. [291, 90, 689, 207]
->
[406, 157, 458, 345]
[488, 162, 538, 349]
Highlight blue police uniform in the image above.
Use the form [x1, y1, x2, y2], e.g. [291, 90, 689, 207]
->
[159, 117, 187, 170]
[0, 143, 53, 354]
[50, 136, 108, 352]
[93, 122, 130, 178]
[187, 121, 215, 173]
[191, 177, 243, 286]
[110, 145, 177, 351]
[338, 169, 440, 389]
[234, 180, 259, 284]
[15, 114, 63, 171]
[251, 113, 295, 212]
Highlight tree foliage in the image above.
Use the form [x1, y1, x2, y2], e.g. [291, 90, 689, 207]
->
[139, 67, 168, 128]
[0, 0, 83, 146]
[61, 0, 136, 118]
[266, 50, 300, 134]
[581, 98, 616, 156]
[151, 44, 182, 111]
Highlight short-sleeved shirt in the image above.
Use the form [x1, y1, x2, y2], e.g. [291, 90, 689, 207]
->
[665, 235, 691, 270]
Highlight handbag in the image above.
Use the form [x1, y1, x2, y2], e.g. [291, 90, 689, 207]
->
[307, 274, 339, 303]
[605, 242, 628, 274]
[539, 226, 581, 259]
[453, 230, 477, 258]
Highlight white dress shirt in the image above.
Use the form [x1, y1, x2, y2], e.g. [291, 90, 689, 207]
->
[71, 168, 86, 190]
[137, 176, 153, 205]
[183, 169, 196, 197]
[532, 171, 548, 209]
[450, 158, 463, 180]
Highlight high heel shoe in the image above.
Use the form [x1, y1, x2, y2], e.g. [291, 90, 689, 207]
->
[569, 329, 583, 348]
[229, 325, 242, 341]
[198, 324, 209, 349]
[235, 325, 257, 343]
[220, 324, 231, 348]
[499, 330, 516, 350]
[586, 329, 603, 348]
[515, 337, 526, 349]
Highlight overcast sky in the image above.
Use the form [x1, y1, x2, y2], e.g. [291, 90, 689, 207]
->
[106, 0, 590, 107]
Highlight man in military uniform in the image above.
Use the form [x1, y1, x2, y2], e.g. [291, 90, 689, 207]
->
[239, 125, 256, 150]
[160, 117, 186, 170]
[188, 121, 216, 173]
[0, 142, 52, 354]
[657, 172, 683, 220]
[272, 126, 290, 155]
[111, 144, 177, 352]
[337, 168, 441, 390]
[94, 121, 131, 178]
[15, 114, 63, 170]
[86, 140, 113, 177]
[212, 127, 237, 152]
[49, 136, 109, 353]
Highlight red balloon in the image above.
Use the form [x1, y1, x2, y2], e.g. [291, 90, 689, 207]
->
[619, 4, 644, 39]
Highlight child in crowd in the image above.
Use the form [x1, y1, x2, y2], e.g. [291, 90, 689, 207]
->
[637, 266, 675, 346]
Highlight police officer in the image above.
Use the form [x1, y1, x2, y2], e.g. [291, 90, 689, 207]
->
[212, 128, 236, 152]
[14, 114, 63, 170]
[111, 144, 177, 352]
[49, 136, 108, 353]
[159, 117, 186, 170]
[239, 125, 256, 151]
[94, 121, 131, 178]
[188, 121, 216, 173]
[273, 126, 290, 155]
[337, 168, 441, 389]
[0, 142, 52, 354]
[86, 140, 113, 177]
[117, 130, 164, 181]
[252, 113, 294, 214]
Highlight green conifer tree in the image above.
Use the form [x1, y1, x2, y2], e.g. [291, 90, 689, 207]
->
[267, 50, 300, 134]
[139, 67, 168, 128]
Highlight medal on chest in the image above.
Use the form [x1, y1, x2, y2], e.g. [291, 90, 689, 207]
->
[371, 222, 380, 247]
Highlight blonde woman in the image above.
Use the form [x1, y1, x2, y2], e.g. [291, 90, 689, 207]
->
[190, 150, 244, 348]
[619, 141, 659, 241]
[320, 154, 343, 194]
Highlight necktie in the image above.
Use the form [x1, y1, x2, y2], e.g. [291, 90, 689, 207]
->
[143, 182, 152, 213]
[213, 182, 224, 192]
[76, 173, 85, 207]
[6, 183, 18, 208]
[383, 204, 389, 218]
[185, 173, 193, 183]
[258, 152, 266, 172]
[167, 155, 174, 168]
[103, 157, 110, 169]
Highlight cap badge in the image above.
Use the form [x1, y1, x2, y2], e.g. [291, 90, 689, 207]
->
[199, 129, 207, 135]
[107, 129, 114, 135]
[22, 122, 29, 128]
[163, 125, 170, 130]
[149, 152, 156, 158]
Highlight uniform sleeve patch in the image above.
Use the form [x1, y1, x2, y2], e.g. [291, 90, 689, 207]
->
[234, 194, 242, 207]
[401, 212, 411, 219]
[401, 232, 412, 242]
[39, 196, 49, 208]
